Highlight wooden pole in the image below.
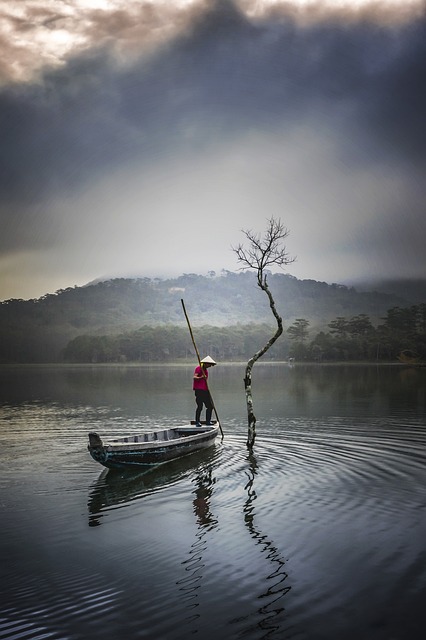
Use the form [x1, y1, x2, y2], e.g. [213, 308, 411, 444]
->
[181, 299, 224, 438]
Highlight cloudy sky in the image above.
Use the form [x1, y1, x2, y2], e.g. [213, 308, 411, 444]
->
[1, 0, 425, 300]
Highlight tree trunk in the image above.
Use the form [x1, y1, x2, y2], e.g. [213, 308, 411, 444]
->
[233, 217, 293, 450]
[244, 276, 283, 449]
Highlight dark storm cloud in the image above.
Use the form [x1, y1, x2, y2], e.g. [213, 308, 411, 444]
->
[0, 0, 425, 258]
[363, 18, 426, 163]
[0, 2, 426, 198]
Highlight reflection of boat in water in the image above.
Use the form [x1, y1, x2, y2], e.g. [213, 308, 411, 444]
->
[88, 447, 218, 526]
[88, 422, 219, 469]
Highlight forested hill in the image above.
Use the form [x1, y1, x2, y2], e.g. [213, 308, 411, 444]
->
[0, 271, 417, 363]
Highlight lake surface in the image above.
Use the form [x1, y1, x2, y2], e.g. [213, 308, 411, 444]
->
[0, 363, 425, 640]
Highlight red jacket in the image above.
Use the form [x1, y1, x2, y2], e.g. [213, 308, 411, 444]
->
[193, 365, 208, 390]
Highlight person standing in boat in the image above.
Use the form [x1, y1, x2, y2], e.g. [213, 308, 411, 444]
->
[193, 356, 217, 426]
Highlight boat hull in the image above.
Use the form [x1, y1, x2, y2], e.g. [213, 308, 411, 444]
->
[88, 425, 219, 469]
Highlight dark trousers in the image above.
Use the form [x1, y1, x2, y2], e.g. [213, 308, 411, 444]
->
[195, 389, 213, 424]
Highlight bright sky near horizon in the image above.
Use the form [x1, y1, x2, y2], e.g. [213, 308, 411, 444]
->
[1, 0, 425, 300]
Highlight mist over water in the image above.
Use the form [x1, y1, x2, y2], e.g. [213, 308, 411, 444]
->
[0, 363, 425, 639]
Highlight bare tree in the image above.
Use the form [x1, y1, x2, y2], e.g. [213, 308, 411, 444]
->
[233, 217, 295, 449]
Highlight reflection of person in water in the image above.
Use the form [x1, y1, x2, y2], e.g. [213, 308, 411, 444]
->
[193, 356, 216, 426]
[177, 467, 218, 627]
[193, 469, 217, 528]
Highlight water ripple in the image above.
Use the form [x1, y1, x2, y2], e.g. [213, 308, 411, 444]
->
[0, 570, 123, 640]
[1, 374, 425, 640]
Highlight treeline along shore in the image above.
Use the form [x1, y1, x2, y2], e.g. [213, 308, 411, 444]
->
[1, 272, 425, 363]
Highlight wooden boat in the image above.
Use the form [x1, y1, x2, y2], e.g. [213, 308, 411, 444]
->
[87, 422, 219, 469]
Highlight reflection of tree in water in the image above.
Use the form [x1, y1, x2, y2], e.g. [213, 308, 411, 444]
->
[232, 453, 291, 639]
[177, 466, 218, 626]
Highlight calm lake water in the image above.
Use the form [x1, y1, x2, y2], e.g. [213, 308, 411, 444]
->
[0, 363, 425, 640]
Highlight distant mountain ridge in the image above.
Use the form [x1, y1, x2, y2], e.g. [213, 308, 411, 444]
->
[0, 271, 422, 363]
[78, 271, 413, 325]
[348, 278, 426, 305]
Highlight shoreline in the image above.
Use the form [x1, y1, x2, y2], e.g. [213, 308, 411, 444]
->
[0, 360, 423, 368]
